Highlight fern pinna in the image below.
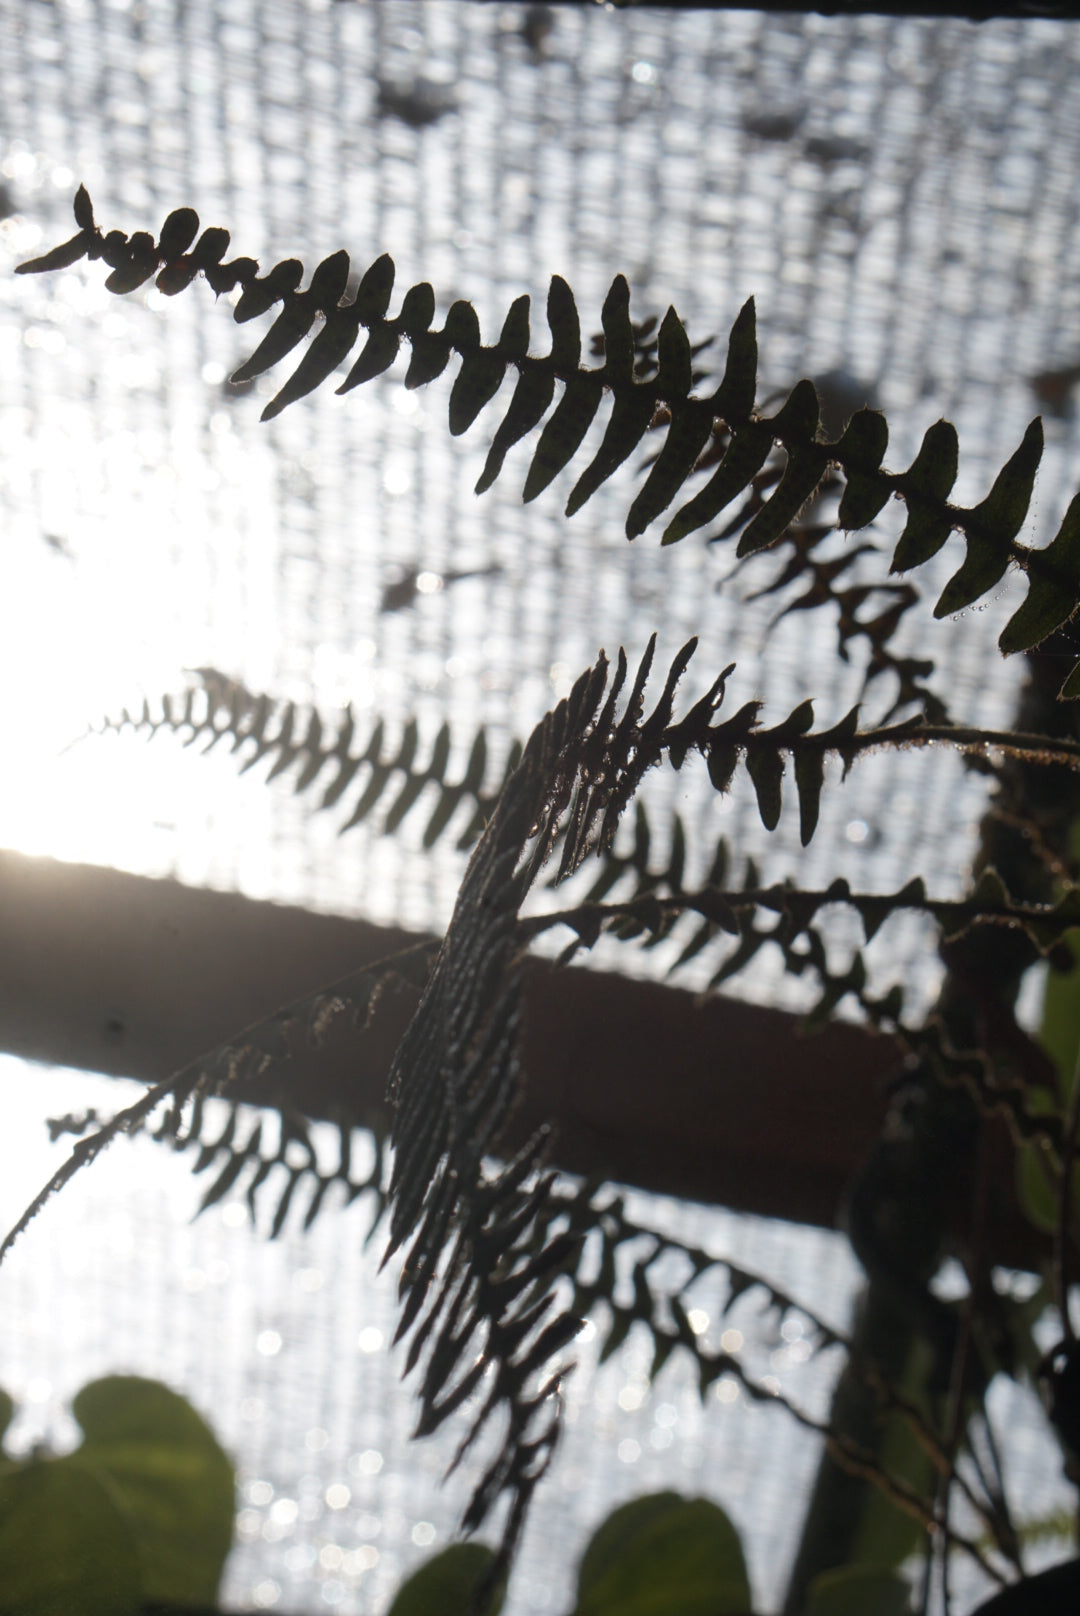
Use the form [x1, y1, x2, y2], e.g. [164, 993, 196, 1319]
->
[18, 188, 1080, 697]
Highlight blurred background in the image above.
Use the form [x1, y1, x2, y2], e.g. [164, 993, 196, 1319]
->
[2, 2, 1080, 1611]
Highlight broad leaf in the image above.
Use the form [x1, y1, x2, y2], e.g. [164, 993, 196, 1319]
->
[71, 1375, 234, 1607]
[805, 1564, 913, 1616]
[387, 1542, 504, 1616]
[573, 1491, 751, 1616]
[0, 1456, 142, 1616]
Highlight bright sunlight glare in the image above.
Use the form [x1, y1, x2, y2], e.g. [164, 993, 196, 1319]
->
[0, 350, 283, 877]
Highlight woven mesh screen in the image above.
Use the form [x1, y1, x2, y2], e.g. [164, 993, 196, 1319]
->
[5, 2, 1080, 1008]
[2, 3, 1080, 1612]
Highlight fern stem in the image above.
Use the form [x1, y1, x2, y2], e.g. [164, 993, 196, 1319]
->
[523, 882, 1080, 956]
[722, 1355, 1009, 1590]
[1055, 1039, 1080, 1343]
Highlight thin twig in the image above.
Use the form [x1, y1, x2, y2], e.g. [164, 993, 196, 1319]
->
[1054, 1040, 1080, 1343]
[721, 1357, 1009, 1590]
[858, 1367, 1016, 1553]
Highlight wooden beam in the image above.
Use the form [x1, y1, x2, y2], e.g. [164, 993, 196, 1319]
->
[0, 848, 898, 1230]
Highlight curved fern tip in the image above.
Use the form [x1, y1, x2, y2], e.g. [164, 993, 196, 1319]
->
[15, 192, 1080, 697]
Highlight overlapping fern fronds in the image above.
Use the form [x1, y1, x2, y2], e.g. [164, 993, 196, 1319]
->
[16, 191, 1080, 1591]
[14, 630, 1080, 1585]
[20, 189, 1080, 696]
[78, 640, 1080, 890]
[564, 811, 1080, 970]
[0, 943, 436, 1268]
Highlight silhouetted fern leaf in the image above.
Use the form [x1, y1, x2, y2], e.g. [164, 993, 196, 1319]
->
[541, 854, 1080, 986]
[0, 941, 436, 1267]
[83, 644, 1080, 894]
[83, 668, 519, 852]
[22, 190, 1080, 695]
[544, 1181, 848, 1379]
[724, 516, 945, 722]
[13, 635, 1076, 1588]
[158, 1095, 387, 1237]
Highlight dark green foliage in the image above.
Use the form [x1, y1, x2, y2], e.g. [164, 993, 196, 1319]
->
[391, 1492, 752, 1616]
[387, 1543, 505, 1616]
[571, 1492, 750, 1616]
[0, 1458, 144, 1616]
[805, 1565, 914, 1616]
[21, 189, 1080, 695]
[0, 1377, 234, 1616]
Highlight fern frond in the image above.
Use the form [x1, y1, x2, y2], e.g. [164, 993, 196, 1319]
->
[21, 638, 1063, 1584]
[47, 1096, 388, 1240]
[165, 1096, 386, 1237]
[538, 637, 1080, 855]
[542, 1179, 848, 1370]
[86, 668, 519, 851]
[728, 521, 947, 721]
[539, 862, 1080, 974]
[86, 641, 1079, 879]
[22, 190, 1080, 694]
[375, 654, 629, 1577]
[546, 1182, 1011, 1562]
[370, 636, 1065, 1571]
[0, 943, 435, 1266]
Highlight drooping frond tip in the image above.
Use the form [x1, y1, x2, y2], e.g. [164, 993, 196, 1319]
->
[19, 190, 1080, 692]
[82, 667, 519, 852]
